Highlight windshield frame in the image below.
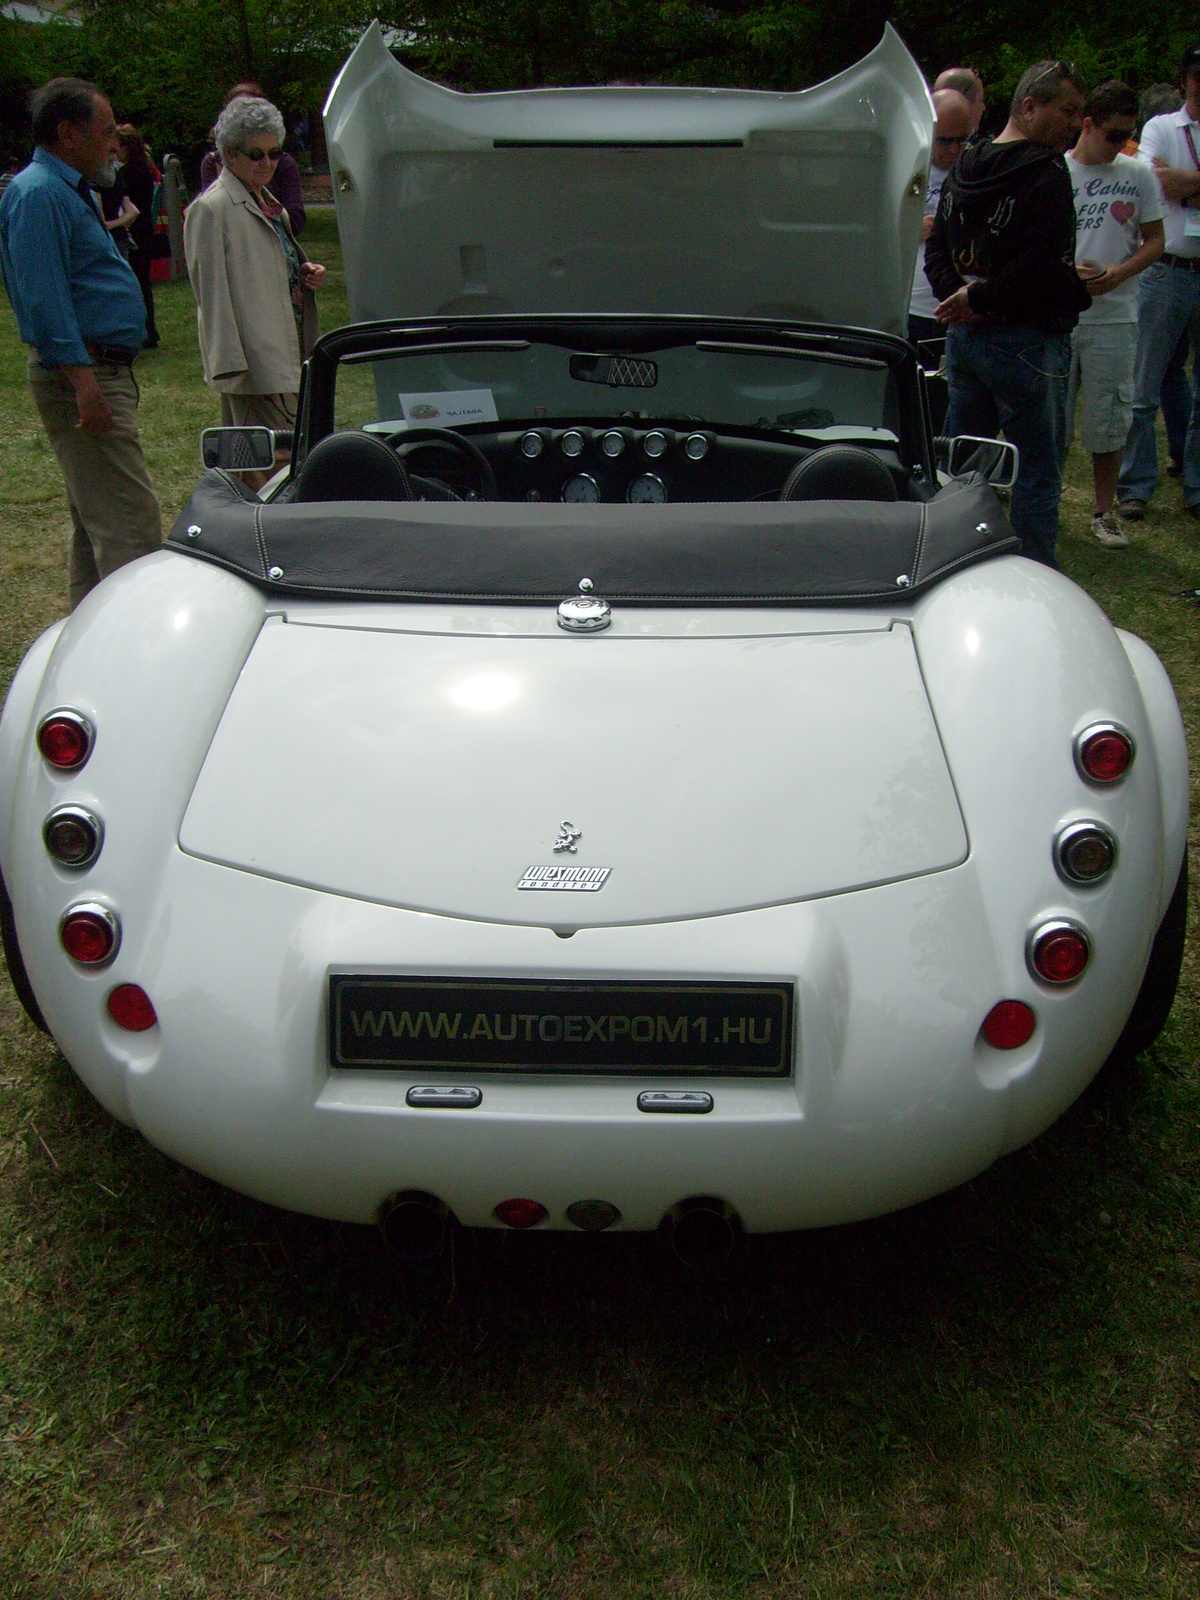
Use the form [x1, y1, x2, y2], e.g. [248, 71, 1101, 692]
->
[295, 314, 935, 488]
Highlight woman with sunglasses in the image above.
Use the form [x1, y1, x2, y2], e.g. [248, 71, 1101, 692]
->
[184, 95, 325, 485]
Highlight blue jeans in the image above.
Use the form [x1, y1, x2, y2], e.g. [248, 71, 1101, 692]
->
[1161, 327, 1193, 467]
[944, 324, 1071, 566]
[1117, 262, 1200, 508]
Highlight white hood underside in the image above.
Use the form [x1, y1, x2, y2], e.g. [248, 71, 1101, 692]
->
[179, 619, 966, 927]
[324, 23, 933, 335]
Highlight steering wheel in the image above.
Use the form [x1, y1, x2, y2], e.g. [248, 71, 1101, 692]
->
[381, 425, 499, 501]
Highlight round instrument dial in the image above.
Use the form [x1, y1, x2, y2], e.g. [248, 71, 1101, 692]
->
[601, 430, 626, 458]
[627, 473, 667, 504]
[684, 432, 710, 461]
[643, 430, 667, 459]
[562, 473, 601, 504]
[520, 431, 544, 459]
[561, 430, 585, 458]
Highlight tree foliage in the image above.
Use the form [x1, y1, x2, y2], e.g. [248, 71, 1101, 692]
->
[3, 0, 1196, 170]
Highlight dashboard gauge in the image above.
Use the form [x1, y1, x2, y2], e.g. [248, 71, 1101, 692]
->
[643, 430, 667, 459]
[601, 430, 626, 458]
[562, 473, 601, 504]
[627, 473, 667, 505]
[520, 431, 544, 459]
[561, 430, 585, 458]
[684, 432, 710, 461]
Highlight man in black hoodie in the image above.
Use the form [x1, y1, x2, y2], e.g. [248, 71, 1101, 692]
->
[926, 60, 1091, 565]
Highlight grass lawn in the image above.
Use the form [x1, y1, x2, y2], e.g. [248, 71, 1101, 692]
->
[1, 212, 1198, 1598]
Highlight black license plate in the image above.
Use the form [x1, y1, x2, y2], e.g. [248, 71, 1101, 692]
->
[330, 977, 793, 1076]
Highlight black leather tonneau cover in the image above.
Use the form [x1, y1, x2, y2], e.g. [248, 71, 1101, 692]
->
[167, 472, 1017, 604]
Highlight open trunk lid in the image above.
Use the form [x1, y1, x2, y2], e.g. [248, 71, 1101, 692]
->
[179, 618, 966, 926]
[323, 23, 933, 336]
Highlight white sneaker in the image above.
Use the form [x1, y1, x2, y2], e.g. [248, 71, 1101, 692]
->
[1092, 512, 1129, 548]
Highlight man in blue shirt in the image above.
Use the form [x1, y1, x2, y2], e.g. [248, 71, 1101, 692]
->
[0, 77, 161, 607]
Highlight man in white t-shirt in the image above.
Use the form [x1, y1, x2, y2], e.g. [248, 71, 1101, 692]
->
[1066, 80, 1165, 545]
[1117, 44, 1200, 521]
[909, 89, 974, 357]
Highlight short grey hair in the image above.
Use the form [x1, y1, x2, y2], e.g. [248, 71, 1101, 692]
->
[214, 95, 285, 160]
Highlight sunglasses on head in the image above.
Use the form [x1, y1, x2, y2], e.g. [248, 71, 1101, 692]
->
[1026, 58, 1078, 93]
[241, 145, 281, 163]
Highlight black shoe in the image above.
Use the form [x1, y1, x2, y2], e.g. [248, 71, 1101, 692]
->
[143, 335, 160, 349]
[1187, 505, 1200, 521]
[1167, 460, 1183, 477]
[1115, 498, 1146, 522]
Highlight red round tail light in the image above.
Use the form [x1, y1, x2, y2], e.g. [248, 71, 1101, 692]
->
[494, 1198, 548, 1229]
[37, 711, 94, 771]
[1028, 920, 1090, 985]
[981, 1000, 1037, 1050]
[59, 904, 119, 966]
[107, 984, 157, 1031]
[1075, 723, 1134, 785]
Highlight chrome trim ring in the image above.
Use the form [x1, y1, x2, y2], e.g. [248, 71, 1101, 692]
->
[42, 804, 104, 869]
[561, 473, 600, 504]
[561, 430, 585, 458]
[1054, 821, 1117, 885]
[519, 431, 544, 459]
[1073, 720, 1136, 785]
[627, 473, 667, 504]
[684, 432, 710, 460]
[643, 430, 667, 459]
[1026, 917, 1091, 986]
[36, 709, 95, 771]
[601, 430, 626, 458]
[58, 901, 121, 967]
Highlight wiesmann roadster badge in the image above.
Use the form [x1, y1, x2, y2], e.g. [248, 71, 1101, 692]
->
[519, 822, 611, 891]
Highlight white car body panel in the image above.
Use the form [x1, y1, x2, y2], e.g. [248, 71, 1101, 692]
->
[179, 617, 967, 923]
[0, 550, 1186, 1227]
[324, 21, 932, 335]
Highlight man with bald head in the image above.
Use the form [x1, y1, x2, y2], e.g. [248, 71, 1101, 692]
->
[909, 89, 975, 352]
[934, 68, 985, 134]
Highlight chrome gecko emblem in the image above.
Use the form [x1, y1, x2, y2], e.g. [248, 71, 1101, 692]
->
[553, 821, 582, 854]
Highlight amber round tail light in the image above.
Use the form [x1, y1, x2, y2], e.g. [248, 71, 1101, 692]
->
[59, 903, 119, 966]
[1075, 723, 1134, 785]
[43, 805, 103, 869]
[37, 711, 94, 771]
[1055, 822, 1117, 885]
[1028, 920, 1090, 985]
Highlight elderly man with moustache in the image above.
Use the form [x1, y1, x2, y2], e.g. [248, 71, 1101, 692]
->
[926, 60, 1090, 567]
[0, 77, 161, 608]
[1116, 44, 1200, 523]
[909, 88, 975, 353]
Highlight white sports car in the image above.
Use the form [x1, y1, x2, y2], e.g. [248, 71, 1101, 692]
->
[0, 26, 1188, 1259]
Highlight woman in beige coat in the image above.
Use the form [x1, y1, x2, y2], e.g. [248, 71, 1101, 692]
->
[183, 95, 323, 472]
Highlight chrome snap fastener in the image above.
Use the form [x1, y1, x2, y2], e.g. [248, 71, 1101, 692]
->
[557, 596, 611, 632]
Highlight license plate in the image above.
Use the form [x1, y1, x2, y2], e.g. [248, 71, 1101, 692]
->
[330, 976, 793, 1076]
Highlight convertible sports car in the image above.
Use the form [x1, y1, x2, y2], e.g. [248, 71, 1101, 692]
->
[0, 26, 1188, 1257]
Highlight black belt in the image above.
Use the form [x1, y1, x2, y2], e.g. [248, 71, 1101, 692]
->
[86, 342, 137, 366]
[1162, 253, 1200, 273]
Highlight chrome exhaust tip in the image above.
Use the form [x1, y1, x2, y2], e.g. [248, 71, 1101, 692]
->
[379, 1191, 451, 1261]
[666, 1197, 739, 1266]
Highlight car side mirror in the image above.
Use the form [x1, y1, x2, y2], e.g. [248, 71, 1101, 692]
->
[939, 435, 1020, 491]
[200, 426, 291, 471]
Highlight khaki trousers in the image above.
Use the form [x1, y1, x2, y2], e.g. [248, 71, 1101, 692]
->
[27, 354, 163, 609]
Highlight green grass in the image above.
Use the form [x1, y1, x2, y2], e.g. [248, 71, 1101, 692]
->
[1, 217, 1199, 1596]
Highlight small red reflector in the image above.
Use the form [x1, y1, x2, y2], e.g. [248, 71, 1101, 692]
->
[494, 1198, 548, 1229]
[107, 984, 157, 1031]
[38, 714, 92, 770]
[60, 909, 116, 964]
[1078, 728, 1133, 784]
[1031, 925, 1090, 985]
[981, 1000, 1036, 1050]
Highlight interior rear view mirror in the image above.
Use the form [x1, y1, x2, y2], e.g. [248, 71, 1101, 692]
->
[569, 353, 658, 388]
